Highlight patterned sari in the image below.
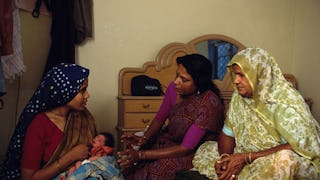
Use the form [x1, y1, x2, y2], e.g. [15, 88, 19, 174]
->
[193, 48, 320, 179]
[124, 90, 224, 180]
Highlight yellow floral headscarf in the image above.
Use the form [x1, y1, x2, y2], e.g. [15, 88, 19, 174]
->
[226, 48, 320, 173]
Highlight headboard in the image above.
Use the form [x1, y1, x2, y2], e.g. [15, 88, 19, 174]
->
[118, 34, 246, 107]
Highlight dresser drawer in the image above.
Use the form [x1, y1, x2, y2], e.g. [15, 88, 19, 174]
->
[123, 113, 155, 128]
[123, 99, 162, 112]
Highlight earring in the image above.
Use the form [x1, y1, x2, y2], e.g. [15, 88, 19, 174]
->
[197, 90, 200, 95]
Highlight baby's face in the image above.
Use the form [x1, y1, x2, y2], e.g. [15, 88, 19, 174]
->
[92, 134, 106, 148]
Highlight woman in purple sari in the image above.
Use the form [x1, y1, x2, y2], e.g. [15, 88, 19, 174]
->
[117, 54, 225, 180]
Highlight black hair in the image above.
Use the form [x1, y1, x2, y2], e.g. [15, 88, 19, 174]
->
[176, 54, 223, 103]
[99, 132, 115, 147]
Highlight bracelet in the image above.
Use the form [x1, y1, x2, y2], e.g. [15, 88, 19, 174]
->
[248, 152, 252, 164]
[245, 153, 249, 164]
[245, 152, 253, 164]
[220, 153, 230, 159]
[138, 151, 143, 159]
[55, 159, 62, 172]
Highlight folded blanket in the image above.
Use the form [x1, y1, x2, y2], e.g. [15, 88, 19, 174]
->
[55, 156, 124, 180]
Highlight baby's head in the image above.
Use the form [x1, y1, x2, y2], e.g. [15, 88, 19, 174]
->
[92, 132, 114, 148]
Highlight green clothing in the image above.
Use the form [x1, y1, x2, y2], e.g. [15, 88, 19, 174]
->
[193, 48, 320, 179]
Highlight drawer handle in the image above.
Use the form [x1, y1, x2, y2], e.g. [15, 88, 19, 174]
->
[142, 104, 150, 109]
[141, 118, 150, 124]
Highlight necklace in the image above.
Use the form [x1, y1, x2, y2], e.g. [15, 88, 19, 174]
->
[50, 110, 67, 117]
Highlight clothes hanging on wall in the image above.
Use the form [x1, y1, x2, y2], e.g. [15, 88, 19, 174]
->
[0, 0, 25, 100]
[1, 7, 25, 80]
[42, 0, 76, 76]
[74, 0, 93, 45]
[0, 0, 13, 56]
[41, 0, 93, 76]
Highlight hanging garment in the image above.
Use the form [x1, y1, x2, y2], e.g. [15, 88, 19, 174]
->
[42, 0, 76, 76]
[1, 7, 25, 80]
[0, 0, 13, 55]
[74, 0, 93, 44]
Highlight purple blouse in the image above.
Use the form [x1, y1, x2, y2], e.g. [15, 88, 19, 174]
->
[154, 81, 223, 149]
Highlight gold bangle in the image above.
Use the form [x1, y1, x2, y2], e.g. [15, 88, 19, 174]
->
[244, 153, 248, 164]
[139, 151, 144, 160]
[139, 151, 145, 159]
[220, 153, 229, 159]
[248, 152, 252, 164]
[139, 151, 142, 159]
[55, 159, 62, 172]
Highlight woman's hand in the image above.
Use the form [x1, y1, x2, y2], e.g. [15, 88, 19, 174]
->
[216, 153, 247, 180]
[68, 143, 90, 162]
[215, 154, 230, 177]
[116, 148, 139, 168]
[121, 133, 148, 148]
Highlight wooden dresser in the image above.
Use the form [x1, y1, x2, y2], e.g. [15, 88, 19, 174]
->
[117, 96, 163, 133]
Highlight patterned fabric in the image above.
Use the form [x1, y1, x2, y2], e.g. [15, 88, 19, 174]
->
[124, 137, 194, 180]
[226, 48, 320, 170]
[192, 141, 219, 180]
[192, 48, 320, 179]
[55, 156, 124, 180]
[1, 63, 89, 180]
[124, 90, 224, 180]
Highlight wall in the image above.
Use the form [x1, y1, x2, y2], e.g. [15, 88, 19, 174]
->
[1, 0, 319, 159]
[0, 13, 51, 160]
[293, 0, 320, 120]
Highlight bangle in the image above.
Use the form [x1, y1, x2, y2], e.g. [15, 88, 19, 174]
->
[248, 152, 252, 164]
[245, 153, 249, 164]
[245, 152, 253, 164]
[220, 153, 229, 159]
[55, 159, 62, 172]
[139, 151, 145, 160]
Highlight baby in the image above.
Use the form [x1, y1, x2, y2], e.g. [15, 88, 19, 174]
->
[67, 132, 115, 175]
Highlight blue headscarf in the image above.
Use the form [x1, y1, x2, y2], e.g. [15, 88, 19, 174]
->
[1, 63, 89, 180]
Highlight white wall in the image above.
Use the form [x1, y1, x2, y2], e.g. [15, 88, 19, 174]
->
[1, 0, 319, 159]
[293, 0, 320, 120]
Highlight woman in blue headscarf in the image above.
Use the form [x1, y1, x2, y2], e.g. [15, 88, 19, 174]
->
[1, 63, 97, 180]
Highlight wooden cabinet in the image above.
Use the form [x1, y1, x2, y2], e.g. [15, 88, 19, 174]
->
[116, 96, 164, 149]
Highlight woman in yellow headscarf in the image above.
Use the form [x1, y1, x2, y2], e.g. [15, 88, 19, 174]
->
[215, 47, 320, 179]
